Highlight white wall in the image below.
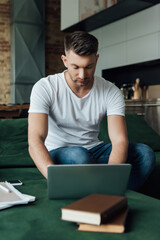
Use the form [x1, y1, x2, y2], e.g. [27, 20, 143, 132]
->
[61, 1, 160, 97]
[90, 4, 160, 76]
[61, 0, 79, 30]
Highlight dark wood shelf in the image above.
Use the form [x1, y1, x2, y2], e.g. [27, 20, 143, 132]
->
[102, 59, 160, 88]
[0, 104, 29, 119]
[62, 0, 159, 32]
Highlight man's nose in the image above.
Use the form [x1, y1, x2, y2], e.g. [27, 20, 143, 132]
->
[79, 69, 85, 79]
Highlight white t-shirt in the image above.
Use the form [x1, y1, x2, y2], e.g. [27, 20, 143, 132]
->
[29, 72, 125, 151]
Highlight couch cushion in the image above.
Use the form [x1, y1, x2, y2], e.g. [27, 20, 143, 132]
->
[98, 114, 160, 151]
[0, 180, 160, 240]
[0, 114, 160, 168]
[140, 152, 160, 199]
[0, 167, 43, 182]
[0, 118, 35, 167]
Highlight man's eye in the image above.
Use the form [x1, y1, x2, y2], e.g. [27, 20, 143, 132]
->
[86, 65, 93, 69]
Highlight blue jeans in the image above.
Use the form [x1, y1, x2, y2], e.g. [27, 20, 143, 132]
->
[49, 143, 155, 191]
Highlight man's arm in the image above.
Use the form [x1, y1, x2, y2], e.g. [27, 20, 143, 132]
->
[107, 115, 128, 164]
[28, 113, 54, 178]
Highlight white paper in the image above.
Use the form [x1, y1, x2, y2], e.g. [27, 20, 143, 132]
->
[0, 182, 36, 210]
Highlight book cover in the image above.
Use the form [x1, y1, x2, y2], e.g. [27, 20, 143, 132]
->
[61, 194, 128, 225]
[77, 207, 128, 233]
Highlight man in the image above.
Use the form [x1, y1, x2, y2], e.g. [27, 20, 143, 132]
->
[28, 31, 155, 190]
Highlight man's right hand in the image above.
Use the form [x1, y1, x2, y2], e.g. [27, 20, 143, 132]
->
[28, 113, 54, 178]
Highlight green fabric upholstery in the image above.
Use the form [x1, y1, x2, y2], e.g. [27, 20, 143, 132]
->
[126, 114, 160, 151]
[140, 152, 160, 199]
[0, 167, 43, 182]
[0, 152, 159, 200]
[0, 176, 160, 240]
[0, 116, 160, 239]
[0, 118, 35, 167]
[98, 114, 160, 151]
[0, 114, 160, 168]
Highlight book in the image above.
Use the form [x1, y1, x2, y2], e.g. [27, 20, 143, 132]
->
[61, 194, 128, 225]
[77, 207, 128, 233]
[0, 181, 36, 210]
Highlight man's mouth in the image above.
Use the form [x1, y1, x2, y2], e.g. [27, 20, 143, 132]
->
[78, 78, 88, 82]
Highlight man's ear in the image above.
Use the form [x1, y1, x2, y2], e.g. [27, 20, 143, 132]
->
[96, 54, 99, 63]
[61, 55, 68, 68]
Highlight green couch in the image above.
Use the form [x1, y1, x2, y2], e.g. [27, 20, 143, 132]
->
[0, 114, 160, 239]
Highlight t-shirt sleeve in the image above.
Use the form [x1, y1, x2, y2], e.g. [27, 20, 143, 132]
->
[106, 84, 125, 116]
[28, 78, 53, 114]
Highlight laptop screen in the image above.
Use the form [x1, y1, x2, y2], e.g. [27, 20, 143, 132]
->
[48, 164, 131, 199]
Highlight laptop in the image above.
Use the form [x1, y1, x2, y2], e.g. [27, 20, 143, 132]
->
[47, 164, 131, 199]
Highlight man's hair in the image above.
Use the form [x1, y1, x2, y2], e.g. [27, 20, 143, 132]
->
[64, 31, 98, 56]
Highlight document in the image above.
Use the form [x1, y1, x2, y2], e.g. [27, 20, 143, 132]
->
[0, 182, 35, 210]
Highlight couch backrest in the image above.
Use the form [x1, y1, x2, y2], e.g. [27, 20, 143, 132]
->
[98, 114, 160, 151]
[0, 118, 35, 167]
[0, 114, 159, 168]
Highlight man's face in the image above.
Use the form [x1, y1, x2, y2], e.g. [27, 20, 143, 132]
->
[61, 50, 99, 88]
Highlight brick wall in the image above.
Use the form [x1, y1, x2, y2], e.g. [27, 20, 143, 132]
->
[45, 0, 67, 76]
[0, 0, 10, 104]
[0, 0, 66, 104]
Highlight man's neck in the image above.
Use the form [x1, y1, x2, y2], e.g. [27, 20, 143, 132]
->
[64, 72, 94, 98]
